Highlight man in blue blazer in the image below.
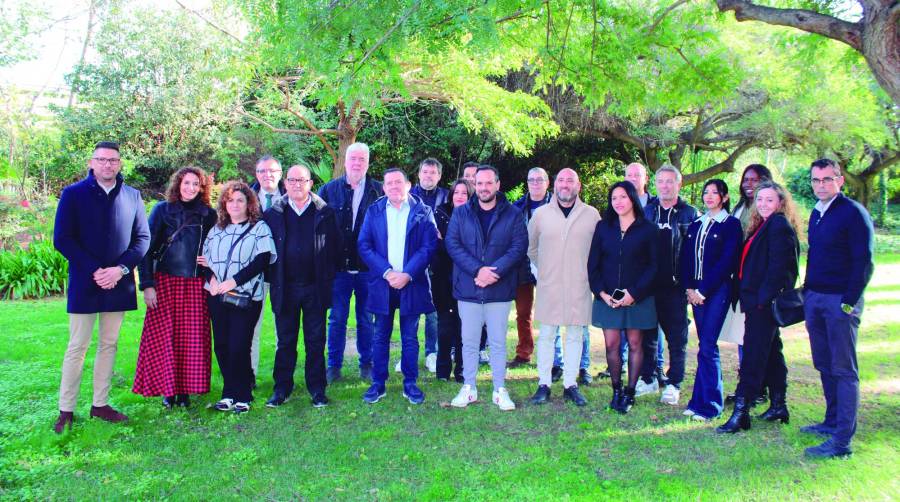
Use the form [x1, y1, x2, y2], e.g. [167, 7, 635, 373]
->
[357, 168, 438, 405]
[52, 141, 150, 433]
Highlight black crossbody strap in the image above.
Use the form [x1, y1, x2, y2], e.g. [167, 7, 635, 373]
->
[223, 222, 257, 276]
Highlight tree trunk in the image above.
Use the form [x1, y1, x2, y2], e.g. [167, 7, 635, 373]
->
[332, 100, 363, 179]
[860, 1, 900, 105]
[67, 0, 98, 109]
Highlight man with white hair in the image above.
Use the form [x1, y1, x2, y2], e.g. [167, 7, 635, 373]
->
[317, 143, 383, 383]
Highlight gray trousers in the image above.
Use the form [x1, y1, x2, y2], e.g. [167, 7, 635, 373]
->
[459, 301, 512, 390]
[804, 290, 862, 448]
[538, 324, 584, 388]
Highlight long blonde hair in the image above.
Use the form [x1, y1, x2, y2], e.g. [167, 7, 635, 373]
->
[746, 181, 802, 236]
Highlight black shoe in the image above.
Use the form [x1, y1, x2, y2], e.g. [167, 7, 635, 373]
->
[757, 391, 789, 424]
[266, 393, 287, 408]
[311, 393, 329, 408]
[577, 368, 593, 386]
[326, 367, 342, 384]
[800, 423, 835, 438]
[609, 382, 623, 412]
[174, 394, 190, 407]
[551, 366, 563, 383]
[804, 438, 852, 459]
[162, 396, 175, 409]
[619, 386, 635, 414]
[717, 396, 752, 433]
[454, 374, 465, 383]
[597, 368, 612, 379]
[563, 385, 587, 407]
[508, 356, 531, 369]
[530, 384, 551, 405]
[359, 363, 373, 382]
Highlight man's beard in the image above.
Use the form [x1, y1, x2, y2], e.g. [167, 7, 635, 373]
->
[477, 191, 496, 203]
[557, 191, 576, 204]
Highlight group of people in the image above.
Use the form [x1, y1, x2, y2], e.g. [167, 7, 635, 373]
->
[51, 141, 873, 459]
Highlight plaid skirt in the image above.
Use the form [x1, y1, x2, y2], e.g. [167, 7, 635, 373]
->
[133, 273, 211, 396]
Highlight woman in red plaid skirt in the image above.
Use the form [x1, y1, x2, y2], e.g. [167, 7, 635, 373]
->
[133, 167, 217, 408]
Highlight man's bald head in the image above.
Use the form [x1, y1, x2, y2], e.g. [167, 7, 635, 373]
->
[285, 164, 314, 203]
[624, 162, 648, 196]
[554, 167, 581, 206]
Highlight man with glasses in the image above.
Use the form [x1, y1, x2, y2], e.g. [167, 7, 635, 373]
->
[318, 143, 383, 382]
[249, 155, 286, 385]
[53, 141, 150, 433]
[802, 158, 874, 458]
[408, 158, 449, 373]
[635, 164, 697, 406]
[264, 165, 342, 408]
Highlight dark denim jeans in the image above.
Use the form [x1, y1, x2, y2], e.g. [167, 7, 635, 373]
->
[371, 289, 421, 387]
[424, 311, 438, 356]
[687, 286, 729, 418]
[327, 271, 375, 369]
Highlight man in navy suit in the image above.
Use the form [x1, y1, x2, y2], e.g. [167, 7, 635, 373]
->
[52, 141, 150, 433]
[357, 168, 438, 405]
[803, 158, 874, 458]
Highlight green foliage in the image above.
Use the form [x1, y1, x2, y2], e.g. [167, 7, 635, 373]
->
[0, 239, 67, 300]
[0, 194, 57, 249]
[785, 166, 817, 209]
[504, 182, 525, 202]
[578, 159, 622, 209]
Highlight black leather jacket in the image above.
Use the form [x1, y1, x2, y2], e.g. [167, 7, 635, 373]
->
[139, 200, 216, 290]
[644, 196, 698, 288]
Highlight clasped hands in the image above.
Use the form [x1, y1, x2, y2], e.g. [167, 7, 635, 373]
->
[385, 270, 412, 289]
[93, 267, 124, 290]
[475, 266, 499, 288]
[599, 290, 635, 308]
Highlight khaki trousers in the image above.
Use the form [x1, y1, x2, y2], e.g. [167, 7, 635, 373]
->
[59, 311, 125, 412]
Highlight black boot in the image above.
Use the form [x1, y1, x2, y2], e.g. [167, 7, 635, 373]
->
[758, 391, 789, 423]
[619, 386, 636, 414]
[717, 396, 751, 433]
[609, 382, 623, 412]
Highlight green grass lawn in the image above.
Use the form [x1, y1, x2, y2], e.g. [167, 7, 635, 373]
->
[1, 261, 898, 500]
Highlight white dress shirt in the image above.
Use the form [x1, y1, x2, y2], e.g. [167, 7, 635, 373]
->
[385, 198, 410, 274]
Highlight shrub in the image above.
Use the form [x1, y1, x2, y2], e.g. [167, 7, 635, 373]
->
[0, 240, 68, 300]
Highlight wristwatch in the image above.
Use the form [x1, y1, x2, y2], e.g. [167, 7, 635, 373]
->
[119, 265, 130, 276]
[841, 303, 853, 314]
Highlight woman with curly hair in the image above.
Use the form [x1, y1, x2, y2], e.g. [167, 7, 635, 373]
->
[201, 181, 276, 413]
[718, 181, 801, 433]
[133, 167, 217, 408]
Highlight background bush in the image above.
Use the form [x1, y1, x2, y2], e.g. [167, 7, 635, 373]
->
[0, 239, 68, 300]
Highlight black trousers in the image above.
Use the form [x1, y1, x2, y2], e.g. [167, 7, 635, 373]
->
[208, 295, 262, 403]
[641, 284, 689, 387]
[436, 307, 463, 380]
[273, 283, 327, 397]
[736, 296, 787, 400]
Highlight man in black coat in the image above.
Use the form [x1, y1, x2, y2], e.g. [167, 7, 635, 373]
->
[264, 165, 342, 408]
[636, 164, 698, 406]
[803, 158, 874, 458]
[52, 141, 150, 433]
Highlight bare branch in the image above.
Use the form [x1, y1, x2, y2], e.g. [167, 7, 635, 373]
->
[174, 0, 243, 43]
[682, 141, 756, 185]
[646, 0, 691, 34]
[235, 108, 336, 136]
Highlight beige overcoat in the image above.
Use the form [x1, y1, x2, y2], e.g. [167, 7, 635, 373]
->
[527, 196, 601, 326]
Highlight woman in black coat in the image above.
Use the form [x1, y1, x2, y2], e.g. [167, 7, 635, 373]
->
[588, 181, 658, 414]
[133, 167, 217, 408]
[433, 179, 473, 382]
[718, 181, 801, 433]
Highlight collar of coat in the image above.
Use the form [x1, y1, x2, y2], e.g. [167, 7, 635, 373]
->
[269, 192, 327, 213]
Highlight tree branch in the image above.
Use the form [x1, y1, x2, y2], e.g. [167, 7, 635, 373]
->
[715, 0, 862, 50]
[174, 0, 243, 43]
[351, 0, 422, 77]
[646, 0, 690, 34]
[682, 141, 756, 185]
[235, 108, 337, 136]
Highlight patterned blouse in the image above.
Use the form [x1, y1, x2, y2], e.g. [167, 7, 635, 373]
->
[202, 221, 276, 301]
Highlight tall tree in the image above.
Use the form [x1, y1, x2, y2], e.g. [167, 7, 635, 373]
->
[716, 0, 900, 105]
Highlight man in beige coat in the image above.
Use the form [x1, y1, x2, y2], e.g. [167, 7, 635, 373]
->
[527, 168, 601, 406]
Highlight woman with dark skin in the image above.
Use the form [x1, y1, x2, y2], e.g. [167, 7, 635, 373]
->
[587, 181, 659, 413]
[133, 167, 217, 408]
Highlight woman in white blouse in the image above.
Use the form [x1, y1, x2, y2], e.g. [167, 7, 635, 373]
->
[200, 181, 276, 413]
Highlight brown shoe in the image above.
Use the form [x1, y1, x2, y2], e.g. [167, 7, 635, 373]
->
[53, 411, 74, 434]
[90, 405, 129, 423]
[507, 356, 531, 369]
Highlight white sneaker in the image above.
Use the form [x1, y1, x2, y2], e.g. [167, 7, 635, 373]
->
[394, 359, 402, 373]
[634, 378, 659, 397]
[492, 387, 516, 411]
[425, 353, 437, 373]
[451, 384, 477, 408]
[479, 349, 490, 364]
[682, 408, 695, 417]
[660, 384, 680, 405]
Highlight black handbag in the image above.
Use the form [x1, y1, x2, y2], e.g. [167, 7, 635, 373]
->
[216, 223, 258, 310]
[772, 287, 804, 327]
[770, 244, 804, 327]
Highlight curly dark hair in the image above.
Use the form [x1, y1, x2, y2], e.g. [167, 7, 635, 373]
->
[216, 181, 262, 229]
[165, 166, 212, 206]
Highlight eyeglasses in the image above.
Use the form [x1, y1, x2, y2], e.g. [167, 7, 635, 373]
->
[285, 177, 311, 184]
[811, 176, 839, 185]
[256, 169, 282, 175]
[92, 157, 121, 165]
[526, 178, 547, 184]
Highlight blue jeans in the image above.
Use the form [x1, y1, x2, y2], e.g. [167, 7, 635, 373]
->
[327, 271, 375, 369]
[371, 292, 420, 387]
[553, 326, 591, 370]
[687, 287, 729, 418]
[424, 311, 438, 356]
